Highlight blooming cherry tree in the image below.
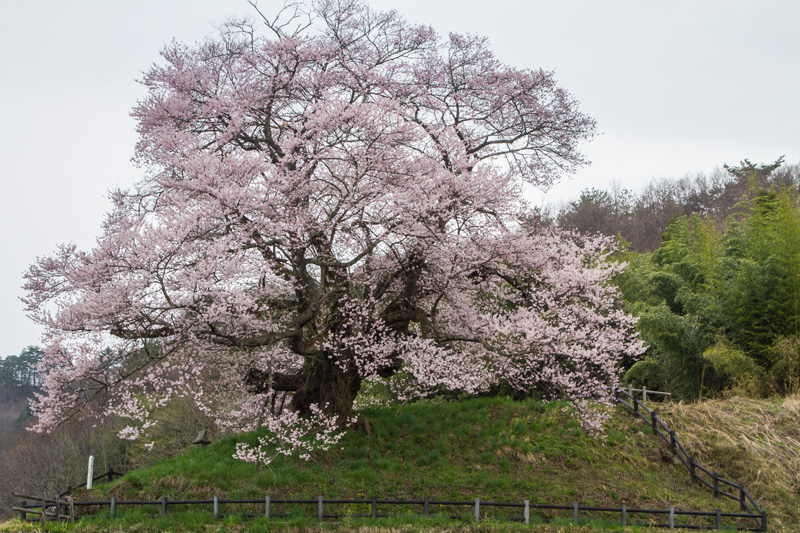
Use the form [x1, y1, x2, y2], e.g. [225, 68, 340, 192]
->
[24, 0, 642, 440]
[233, 403, 354, 467]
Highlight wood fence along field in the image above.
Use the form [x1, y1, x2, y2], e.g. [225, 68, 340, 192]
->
[13, 389, 768, 531]
[615, 387, 766, 531]
[16, 494, 766, 530]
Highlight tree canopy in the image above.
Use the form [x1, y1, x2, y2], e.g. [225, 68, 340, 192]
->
[0, 346, 43, 390]
[557, 157, 798, 252]
[24, 0, 642, 440]
[618, 179, 800, 399]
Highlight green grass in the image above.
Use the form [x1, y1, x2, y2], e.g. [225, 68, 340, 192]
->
[2, 396, 787, 531]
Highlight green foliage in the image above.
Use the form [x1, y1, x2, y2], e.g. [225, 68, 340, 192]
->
[723, 188, 800, 363]
[702, 339, 765, 397]
[618, 180, 800, 399]
[616, 217, 723, 400]
[768, 336, 800, 395]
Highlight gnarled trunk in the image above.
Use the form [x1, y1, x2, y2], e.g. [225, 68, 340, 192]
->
[291, 354, 361, 425]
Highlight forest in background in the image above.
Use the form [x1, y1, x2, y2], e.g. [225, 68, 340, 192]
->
[556, 157, 800, 401]
[555, 157, 797, 252]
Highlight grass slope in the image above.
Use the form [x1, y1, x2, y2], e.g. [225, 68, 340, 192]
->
[4, 396, 796, 532]
[658, 395, 799, 530]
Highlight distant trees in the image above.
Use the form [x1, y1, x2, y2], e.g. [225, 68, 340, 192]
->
[557, 157, 798, 252]
[0, 346, 43, 390]
[556, 185, 634, 242]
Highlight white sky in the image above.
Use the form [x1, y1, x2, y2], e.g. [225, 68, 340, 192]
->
[1, 0, 798, 356]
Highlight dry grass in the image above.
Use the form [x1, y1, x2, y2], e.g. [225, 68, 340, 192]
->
[658, 395, 800, 529]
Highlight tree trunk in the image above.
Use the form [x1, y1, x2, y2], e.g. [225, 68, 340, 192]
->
[291, 354, 361, 426]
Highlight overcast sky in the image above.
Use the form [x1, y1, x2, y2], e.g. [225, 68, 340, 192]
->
[1, 0, 798, 357]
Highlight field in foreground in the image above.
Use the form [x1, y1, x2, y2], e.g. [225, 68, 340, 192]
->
[2, 395, 797, 532]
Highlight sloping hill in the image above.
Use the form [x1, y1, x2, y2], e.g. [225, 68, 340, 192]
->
[658, 395, 800, 529]
[5, 395, 794, 531]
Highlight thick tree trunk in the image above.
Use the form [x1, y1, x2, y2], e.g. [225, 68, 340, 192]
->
[290, 354, 362, 426]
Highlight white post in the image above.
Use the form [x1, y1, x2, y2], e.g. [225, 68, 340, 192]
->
[643, 385, 648, 402]
[86, 455, 95, 489]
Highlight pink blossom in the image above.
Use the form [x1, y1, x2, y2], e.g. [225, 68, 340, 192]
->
[23, 0, 639, 441]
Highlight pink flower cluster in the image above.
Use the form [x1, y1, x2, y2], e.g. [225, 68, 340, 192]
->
[232, 403, 355, 466]
[22, 0, 641, 442]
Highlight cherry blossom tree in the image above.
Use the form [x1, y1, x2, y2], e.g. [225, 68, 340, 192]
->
[24, 0, 642, 439]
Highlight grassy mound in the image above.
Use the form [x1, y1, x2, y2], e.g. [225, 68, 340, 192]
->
[658, 395, 800, 529]
[4, 396, 795, 531]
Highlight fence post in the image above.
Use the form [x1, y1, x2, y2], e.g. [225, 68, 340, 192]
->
[651, 410, 658, 434]
[41, 493, 47, 526]
[634, 397, 639, 415]
[19, 500, 26, 521]
[614, 389, 619, 403]
[106, 468, 113, 484]
[474, 498, 480, 522]
[161, 496, 168, 516]
[69, 496, 74, 521]
[55, 496, 60, 521]
[669, 506, 675, 530]
[643, 385, 648, 402]
[424, 497, 429, 516]
[318, 495, 323, 520]
[524, 500, 530, 525]
[265, 495, 270, 520]
[689, 456, 696, 478]
[713, 473, 719, 497]
[739, 484, 746, 511]
[621, 504, 627, 527]
[572, 502, 578, 524]
[761, 510, 767, 532]
[213, 495, 219, 517]
[87, 456, 94, 490]
[110, 496, 116, 518]
[371, 495, 377, 519]
[715, 508, 721, 529]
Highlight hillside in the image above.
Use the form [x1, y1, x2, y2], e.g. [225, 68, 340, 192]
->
[0, 385, 31, 435]
[658, 396, 799, 530]
[3, 395, 796, 531]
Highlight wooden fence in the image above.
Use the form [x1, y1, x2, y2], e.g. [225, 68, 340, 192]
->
[13, 467, 121, 524]
[614, 387, 766, 531]
[12, 493, 74, 525]
[56, 467, 123, 498]
[15, 494, 767, 530]
[13, 391, 768, 530]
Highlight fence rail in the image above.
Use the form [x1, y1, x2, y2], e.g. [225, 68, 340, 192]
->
[12, 390, 768, 531]
[614, 388, 765, 531]
[15, 494, 766, 530]
[12, 493, 74, 525]
[57, 467, 123, 498]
